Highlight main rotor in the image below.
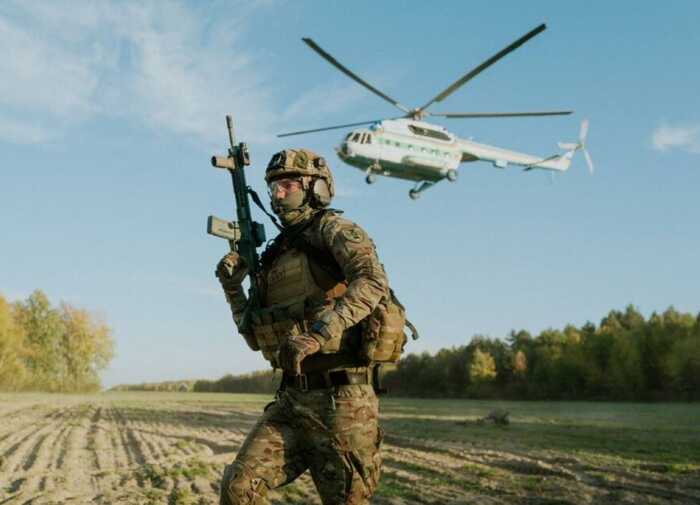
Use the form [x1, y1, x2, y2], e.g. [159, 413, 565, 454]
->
[279, 23, 573, 138]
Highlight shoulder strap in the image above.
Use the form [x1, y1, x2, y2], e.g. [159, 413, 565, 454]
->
[259, 210, 339, 277]
[289, 212, 345, 282]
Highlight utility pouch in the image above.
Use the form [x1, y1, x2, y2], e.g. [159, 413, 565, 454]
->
[360, 290, 409, 363]
[251, 304, 304, 365]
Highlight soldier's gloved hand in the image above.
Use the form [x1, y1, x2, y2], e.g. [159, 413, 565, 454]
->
[216, 252, 248, 291]
[278, 334, 322, 376]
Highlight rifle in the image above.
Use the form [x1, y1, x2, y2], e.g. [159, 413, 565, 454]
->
[208, 115, 266, 333]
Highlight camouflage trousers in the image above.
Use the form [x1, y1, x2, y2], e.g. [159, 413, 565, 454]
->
[220, 383, 382, 505]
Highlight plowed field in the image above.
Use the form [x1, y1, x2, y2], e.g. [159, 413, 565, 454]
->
[1, 393, 698, 504]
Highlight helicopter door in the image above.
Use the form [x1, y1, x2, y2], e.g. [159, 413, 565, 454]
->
[374, 133, 383, 173]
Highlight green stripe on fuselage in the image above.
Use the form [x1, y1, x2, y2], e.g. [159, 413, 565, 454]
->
[338, 153, 444, 182]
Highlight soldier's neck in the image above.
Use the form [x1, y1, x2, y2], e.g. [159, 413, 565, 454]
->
[280, 207, 319, 229]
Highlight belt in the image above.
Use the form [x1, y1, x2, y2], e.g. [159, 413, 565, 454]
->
[282, 369, 370, 391]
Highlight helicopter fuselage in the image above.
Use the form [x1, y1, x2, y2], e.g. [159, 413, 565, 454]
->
[336, 119, 462, 182]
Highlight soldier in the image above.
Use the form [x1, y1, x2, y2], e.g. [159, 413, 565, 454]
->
[216, 149, 399, 505]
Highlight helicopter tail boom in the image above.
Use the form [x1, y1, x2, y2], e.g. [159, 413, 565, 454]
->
[458, 120, 592, 173]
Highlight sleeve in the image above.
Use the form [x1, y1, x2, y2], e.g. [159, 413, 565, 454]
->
[223, 286, 259, 351]
[311, 215, 389, 343]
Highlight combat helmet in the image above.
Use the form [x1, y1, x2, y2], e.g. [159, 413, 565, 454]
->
[265, 149, 334, 207]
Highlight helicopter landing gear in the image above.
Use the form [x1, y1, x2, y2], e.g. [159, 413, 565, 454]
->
[408, 181, 435, 200]
[365, 162, 380, 184]
[446, 169, 458, 182]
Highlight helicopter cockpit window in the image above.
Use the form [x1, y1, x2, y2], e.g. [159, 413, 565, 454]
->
[408, 125, 451, 141]
[351, 133, 361, 142]
[366, 134, 372, 144]
[344, 132, 353, 141]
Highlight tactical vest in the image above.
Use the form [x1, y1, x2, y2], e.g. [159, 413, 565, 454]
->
[250, 233, 409, 370]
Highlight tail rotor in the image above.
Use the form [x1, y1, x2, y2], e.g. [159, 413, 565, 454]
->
[557, 119, 594, 174]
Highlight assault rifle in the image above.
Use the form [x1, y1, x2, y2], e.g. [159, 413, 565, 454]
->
[208, 115, 266, 333]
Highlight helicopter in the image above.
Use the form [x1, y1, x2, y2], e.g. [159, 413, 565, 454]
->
[278, 23, 593, 199]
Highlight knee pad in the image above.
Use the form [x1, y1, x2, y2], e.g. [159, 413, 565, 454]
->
[220, 462, 268, 505]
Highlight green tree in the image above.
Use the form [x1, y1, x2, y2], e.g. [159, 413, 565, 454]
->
[607, 332, 645, 400]
[666, 315, 700, 400]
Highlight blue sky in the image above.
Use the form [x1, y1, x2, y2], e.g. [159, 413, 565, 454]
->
[1, 1, 698, 388]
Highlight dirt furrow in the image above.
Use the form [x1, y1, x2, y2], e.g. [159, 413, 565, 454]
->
[129, 421, 164, 461]
[3, 422, 58, 476]
[0, 415, 53, 458]
[86, 406, 104, 471]
[52, 422, 74, 471]
[153, 424, 182, 459]
[100, 407, 130, 470]
[57, 404, 100, 501]
[0, 408, 81, 502]
[111, 408, 144, 466]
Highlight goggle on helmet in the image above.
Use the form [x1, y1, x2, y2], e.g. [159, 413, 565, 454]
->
[265, 149, 335, 207]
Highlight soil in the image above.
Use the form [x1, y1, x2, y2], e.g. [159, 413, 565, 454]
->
[0, 394, 698, 504]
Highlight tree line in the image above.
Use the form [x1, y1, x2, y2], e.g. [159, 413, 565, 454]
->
[383, 305, 700, 401]
[109, 380, 197, 392]
[0, 290, 114, 392]
[107, 304, 700, 401]
[192, 370, 279, 395]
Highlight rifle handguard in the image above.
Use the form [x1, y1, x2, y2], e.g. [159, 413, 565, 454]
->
[211, 156, 235, 170]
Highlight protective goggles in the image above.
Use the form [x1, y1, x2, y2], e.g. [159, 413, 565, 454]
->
[268, 178, 303, 196]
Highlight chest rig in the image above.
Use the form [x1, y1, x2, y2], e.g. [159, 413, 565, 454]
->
[250, 211, 414, 370]
[250, 220, 356, 368]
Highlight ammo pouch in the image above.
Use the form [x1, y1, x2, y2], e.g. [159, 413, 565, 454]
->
[360, 290, 412, 364]
[250, 303, 305, 366]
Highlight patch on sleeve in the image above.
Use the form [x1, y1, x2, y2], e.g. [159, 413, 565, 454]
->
[340, 227, 365, 243]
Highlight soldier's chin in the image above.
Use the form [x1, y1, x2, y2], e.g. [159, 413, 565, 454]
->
[277, 208, 306, 226]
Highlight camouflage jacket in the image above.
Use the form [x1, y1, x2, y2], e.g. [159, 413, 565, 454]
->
[223, 210, 389, 351]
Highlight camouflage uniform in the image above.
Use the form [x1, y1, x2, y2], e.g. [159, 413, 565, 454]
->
[218, 149, 389, 505]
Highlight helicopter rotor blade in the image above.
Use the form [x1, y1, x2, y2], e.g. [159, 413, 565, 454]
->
[583, 148, 594, 174]
[579, 118, 589, 144]
[430, 110, 572, 119]
[415, 23, 547, 116]
[302, 38, 410, 114]
[558, 142, 578, 150]
[277, 119, 382, 138]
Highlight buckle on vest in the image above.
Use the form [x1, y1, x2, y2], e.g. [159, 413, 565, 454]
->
[295, 374, 309, 392]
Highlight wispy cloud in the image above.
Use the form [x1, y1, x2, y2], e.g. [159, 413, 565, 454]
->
[281, 82, 370, 126]
[0, 1, 277, 145]
[651, 123, 700, 154]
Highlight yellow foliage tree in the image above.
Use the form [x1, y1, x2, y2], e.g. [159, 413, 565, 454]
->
[13, 290, 63, 390]
[512, 350, 528, 377]
[469, 348, 497, 383]
[7, 290, 115, 392]
[0, 294, 28, 390]
[58, 303, 115, 392]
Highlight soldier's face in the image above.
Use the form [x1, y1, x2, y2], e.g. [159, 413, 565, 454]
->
[269, 178, 305, 214]
[269, 178, 303, 199]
